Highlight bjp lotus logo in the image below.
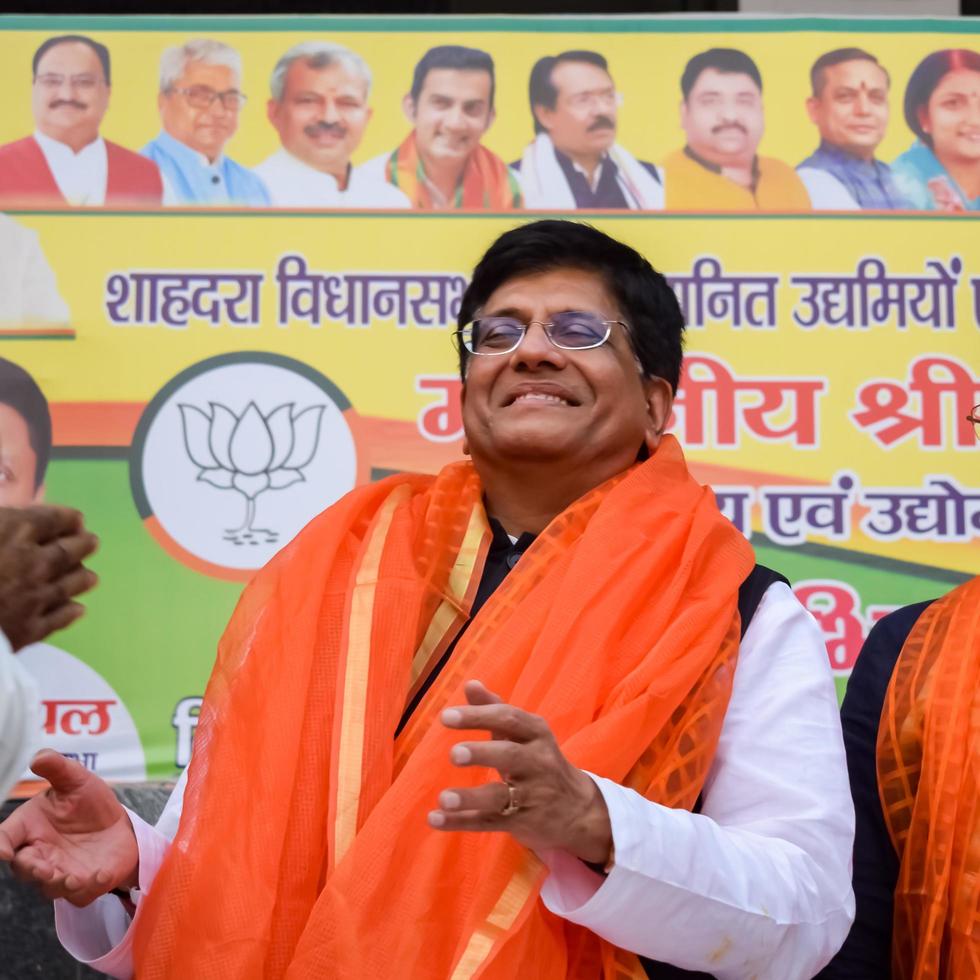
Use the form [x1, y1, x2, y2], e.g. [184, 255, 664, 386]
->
[178, 400, 325, 544]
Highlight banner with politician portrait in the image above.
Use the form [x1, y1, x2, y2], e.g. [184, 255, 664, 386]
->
[0, 13, 976, 783]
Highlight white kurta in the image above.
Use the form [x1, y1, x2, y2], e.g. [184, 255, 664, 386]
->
[252, 148, 410, 209]
[0, 214, 71, 326]
[33, 130, 108, 207]
[56, 582, 854, 978]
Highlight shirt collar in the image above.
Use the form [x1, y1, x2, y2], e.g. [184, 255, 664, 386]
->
[155, 128, 224, 170]
[34, 129, 104, 159]
[487, 516, 536, 553]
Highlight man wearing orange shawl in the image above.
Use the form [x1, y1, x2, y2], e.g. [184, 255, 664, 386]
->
[360, 45, 521, 210]
[3, 221, 853, 978]
[820, 459, 980, 980]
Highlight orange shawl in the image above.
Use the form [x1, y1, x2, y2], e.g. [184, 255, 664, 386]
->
[385, 130, 521, 209]
[133, 436, 753, 979]
[878, 575, 980, 979]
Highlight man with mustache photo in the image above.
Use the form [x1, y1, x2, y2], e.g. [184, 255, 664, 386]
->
[796, 48, 909, 211]
[362, 44, 521, 210]
[514, 50, 664, 210]
[663, 47, 811, 211]
[0, 35, 163, 209]
[253, 41, 410, 208]
[142, 39, 270, 208]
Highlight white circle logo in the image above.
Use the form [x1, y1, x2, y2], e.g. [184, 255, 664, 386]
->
[131, 353, 359, 578]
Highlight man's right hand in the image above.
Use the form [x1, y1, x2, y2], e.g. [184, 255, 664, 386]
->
[0, 750, 139, 907]
[0, 505, 98, 651]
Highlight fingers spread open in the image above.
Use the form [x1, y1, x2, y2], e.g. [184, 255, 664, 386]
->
[463, 679, 503, 706]
[438, 782, 512, 815]
[440, 703, 543, 742]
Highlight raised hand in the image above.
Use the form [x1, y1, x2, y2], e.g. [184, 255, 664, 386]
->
[429, 680, 612, 865]
[0, 750, 138, 907]
[0, 505, 98, 651]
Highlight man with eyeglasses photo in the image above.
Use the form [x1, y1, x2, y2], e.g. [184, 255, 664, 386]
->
[0, 35, 163, 209]
[514, 51, 664, 210]
[3, 220, 853, 978]
[819, 402, 980, 980]
[141, 39, 270, 208]
[254, 41, 410, 209]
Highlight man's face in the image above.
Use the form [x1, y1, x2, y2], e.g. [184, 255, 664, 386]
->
[806, 60, 890, 159]
[32, 41, 110, 147]
[405, 69, 494, 165]
[461, 267, 666, 476]
[267, 59, 371, 174]
[159, 61, 241, 161]
[681, 68, 764, 167]
[0, 405, 41, 507]
[535, 61, 618, 158]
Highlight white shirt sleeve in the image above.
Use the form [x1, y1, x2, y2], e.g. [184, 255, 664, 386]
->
[54, 767, 187, 977]
[0, 629, 39, 800]
[540, 582, 855, 978]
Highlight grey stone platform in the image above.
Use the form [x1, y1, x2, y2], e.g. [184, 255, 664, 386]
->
[0, 782, 174, 978]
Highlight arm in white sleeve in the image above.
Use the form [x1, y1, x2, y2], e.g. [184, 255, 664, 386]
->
[0, 629, 39, 800]
[540, 582, 856, 979]
[54, 766, 187, 978]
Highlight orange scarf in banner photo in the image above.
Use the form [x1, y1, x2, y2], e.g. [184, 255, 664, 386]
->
[132, 435, 754, 980]
[877, 575, 980, 980]
[385, 130, 521, 209]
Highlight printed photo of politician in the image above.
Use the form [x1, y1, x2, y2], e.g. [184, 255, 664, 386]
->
[255, 41, 409, 208]
[891, 49, 980, 212]
[797, 48, 910, 210]
[663, 48, 810, 211]
[513, 50, 663, 210]
[360, 45, 520, 210]
[143, 39, 270, 208]
[0, 35, 163, 209]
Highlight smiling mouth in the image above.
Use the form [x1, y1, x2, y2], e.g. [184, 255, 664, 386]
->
[506, 392, 578, 407]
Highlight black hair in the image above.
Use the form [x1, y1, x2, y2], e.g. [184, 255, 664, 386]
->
[0, 358, 52, 490]
[409, 45, 495, 109]
[680, 48, 761, 100]
[456, 220, 685, 393]
[810, 47, 888, 98]
[904, 49, 980, 146]
[528, 50, 609, 135]
[32, 34, 111, 86]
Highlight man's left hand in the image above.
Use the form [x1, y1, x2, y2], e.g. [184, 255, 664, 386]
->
[428, 679, 612, 866]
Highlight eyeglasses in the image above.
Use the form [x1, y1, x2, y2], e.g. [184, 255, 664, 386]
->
[968, 404, 980, 440]
[35, 73, 103, 91]
[455, 311, 629, 356]
[169, 85, 247, 111]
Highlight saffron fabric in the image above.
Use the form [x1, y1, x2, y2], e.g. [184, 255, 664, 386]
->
[128, 439, 753, 978]
[376, 131, 521, 209]
[55, 578, 855, 978]
[877, 575, 980, 979]
[663, 146, 811, 211]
